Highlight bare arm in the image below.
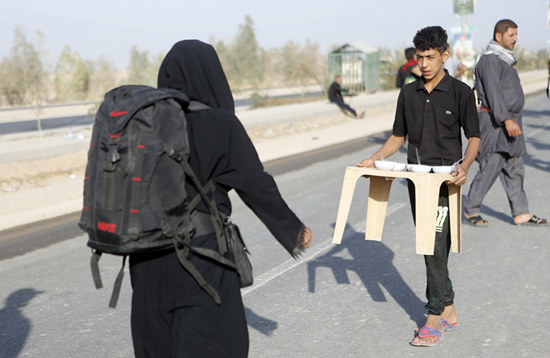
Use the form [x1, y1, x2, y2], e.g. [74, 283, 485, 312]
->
[357, 135, 406, 167]
[448, 136, 480, 186]
[454, 64, 467, 78]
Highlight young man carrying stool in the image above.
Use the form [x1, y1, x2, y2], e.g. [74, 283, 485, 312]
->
[357, 26, 480, 347]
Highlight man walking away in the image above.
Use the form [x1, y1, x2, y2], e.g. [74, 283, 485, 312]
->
[463, 19, 548, 228]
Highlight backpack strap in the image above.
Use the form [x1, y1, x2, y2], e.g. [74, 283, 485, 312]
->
[127, 130, 150, 238]
[80, 144, 95, 230]
[165, 149, 238, 305]
[172, 212, 235, 305]
[90, 250, 103, 289]
[102, 135, 123, 211]
[89, 249, 128, 309]
[178, 159, 227, 254]
[108, 255, 127, 308]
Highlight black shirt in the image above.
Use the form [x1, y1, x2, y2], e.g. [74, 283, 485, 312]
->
[396, 61, 420, 88]
[328, 81, 343, 102]
[392, 71, 480, 166]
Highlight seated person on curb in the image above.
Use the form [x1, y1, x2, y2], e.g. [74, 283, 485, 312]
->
[328, 75, 365, 118]
[358, 26, 480, 347]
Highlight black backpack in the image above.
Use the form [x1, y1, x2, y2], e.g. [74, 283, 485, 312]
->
[79, 85, 237, 307]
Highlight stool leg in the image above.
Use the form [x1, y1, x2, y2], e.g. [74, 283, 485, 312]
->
[447, 183, 462, 253]
[332, 169, 362, 244]
[365, 177, 393, 241]
[412, 177, 441, 255]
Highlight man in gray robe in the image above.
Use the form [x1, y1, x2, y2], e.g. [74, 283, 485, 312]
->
[463, 19, 548, 227]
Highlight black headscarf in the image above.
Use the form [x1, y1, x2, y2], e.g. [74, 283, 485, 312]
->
[157, 41, 303, 257]
[157, 40, 235, 113]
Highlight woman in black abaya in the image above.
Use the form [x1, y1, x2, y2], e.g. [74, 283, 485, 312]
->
[129, 40, 312, 358]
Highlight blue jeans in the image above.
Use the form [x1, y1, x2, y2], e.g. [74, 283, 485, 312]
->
[331, 99, 357, 117]
[408, 180, 454, 315]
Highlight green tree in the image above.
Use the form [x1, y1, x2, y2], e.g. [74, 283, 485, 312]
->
[378, 47, 399, 90]
[260, 48, 282, 88]
[281, 41, 301, 87]
[512, 45, 547, 71]
[0, 26, 45, 106]
[534, 49, 549, 69]
[301, 40, 327, 90]
[148, 51, 165, 87]
[89, 55, 117, 100]
[281, 40, 326, 92]
[55, 45, 91, 101]
[226, 15, 263, 90]
[127, 46, 152, 85]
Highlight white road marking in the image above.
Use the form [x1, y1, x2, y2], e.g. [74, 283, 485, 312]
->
[242, 202, 407, 296]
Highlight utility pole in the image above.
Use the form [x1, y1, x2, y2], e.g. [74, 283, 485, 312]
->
[452, 0, 476, 69]
[453, 0, 474, 35]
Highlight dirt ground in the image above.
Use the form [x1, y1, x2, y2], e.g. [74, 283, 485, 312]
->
[0, 151, 88, 231]
[0, 151, 87, 188]
[0, 110, 362, 231]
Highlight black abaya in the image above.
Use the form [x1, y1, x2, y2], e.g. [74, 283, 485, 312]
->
[129, 40, 305, 358]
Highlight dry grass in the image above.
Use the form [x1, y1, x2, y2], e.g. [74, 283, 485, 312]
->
[0, 151, 87, 190]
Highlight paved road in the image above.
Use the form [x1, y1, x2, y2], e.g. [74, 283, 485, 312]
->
[1, 94, 549, 357]
[0, 92, 324, 136]
[0, 115, 94, 135]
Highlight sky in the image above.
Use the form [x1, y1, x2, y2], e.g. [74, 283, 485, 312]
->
[2, 0, 549, 71]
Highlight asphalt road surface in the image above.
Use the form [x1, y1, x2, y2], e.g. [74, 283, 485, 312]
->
[0, 92, 324, 136]
[0, 114, 94, 135]
[1, 93, 549, 357]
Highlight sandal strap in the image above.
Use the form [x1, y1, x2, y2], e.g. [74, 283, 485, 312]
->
[441, 317, 459, 330]
[417, 326, 443, 340]
[530, 215, 547, 223]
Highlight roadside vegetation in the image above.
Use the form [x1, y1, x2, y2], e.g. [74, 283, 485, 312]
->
[1, 16, 548, 109]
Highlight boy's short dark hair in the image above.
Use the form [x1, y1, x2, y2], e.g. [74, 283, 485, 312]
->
[404, 47, 416, 60]
[493, 19, 518, 40]
[413, 26, 448, 54]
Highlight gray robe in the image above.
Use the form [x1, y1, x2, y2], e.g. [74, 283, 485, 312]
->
[474, 54, 527, 158]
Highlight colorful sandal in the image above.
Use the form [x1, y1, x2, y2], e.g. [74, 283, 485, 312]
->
[410, 326, 444, 347]
[440, 317, 459, 331]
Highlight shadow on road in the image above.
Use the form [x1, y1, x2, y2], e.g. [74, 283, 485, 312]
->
[523, 151, 550, 173]
[461, 194, 514, 225]
[0, 288, 44, 358]
[307, 225, 425, 326]
[522, 109, 550, 119]
[244, 306, 278, 336]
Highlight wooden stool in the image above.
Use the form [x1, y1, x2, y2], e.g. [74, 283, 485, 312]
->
[332, 167, 461, 255]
